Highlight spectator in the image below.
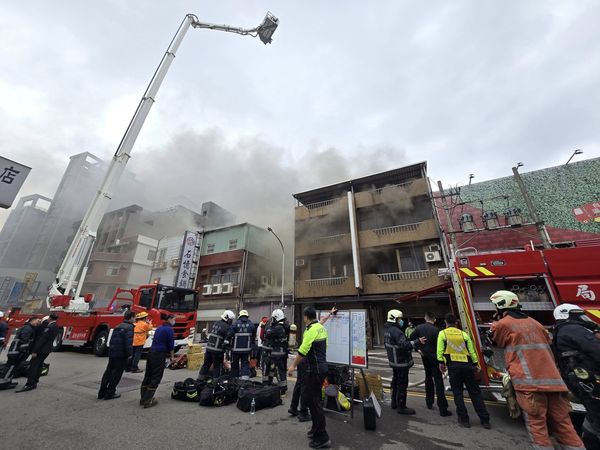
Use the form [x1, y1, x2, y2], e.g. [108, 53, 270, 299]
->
[98, 311, 135, 400]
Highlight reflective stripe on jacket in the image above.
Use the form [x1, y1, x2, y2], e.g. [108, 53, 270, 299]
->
[436, 327, 478, 365]
[384, 322, 414, 368]
[491, 314, 567, 392]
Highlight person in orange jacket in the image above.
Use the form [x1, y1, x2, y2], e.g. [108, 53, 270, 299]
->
[489, 290, 584, 450]
[127, 312, 153, 373]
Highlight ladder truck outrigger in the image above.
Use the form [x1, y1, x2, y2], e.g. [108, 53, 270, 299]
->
[7, 12, 280, 355]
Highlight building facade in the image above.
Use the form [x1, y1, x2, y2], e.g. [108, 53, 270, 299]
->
[293, 163, 447, 345]
[194, 223, 283, 333]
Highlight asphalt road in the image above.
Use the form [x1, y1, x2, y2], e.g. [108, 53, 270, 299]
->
[0, 351, 532, 450]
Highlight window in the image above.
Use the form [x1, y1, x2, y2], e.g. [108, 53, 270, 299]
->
[397, 245, 426, 272]
[207, 243, 215, 254]
[106, 265, 120, 276]
[158, 248, 167, 262]
[147, 249, 157, 261]
[228, 239, 238, 250]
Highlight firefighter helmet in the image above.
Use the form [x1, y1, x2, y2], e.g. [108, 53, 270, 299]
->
[387, 309, 403, 323]
[553, 303, 583, 321]
[238, 309, 249, 318]
[221, 310, 235, 322]
[272, 309, 285, 322]
[135, 311, 148, 320]
[490, 290, 520, 309]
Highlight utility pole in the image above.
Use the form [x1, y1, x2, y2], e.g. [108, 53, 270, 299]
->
[511, 167, 552, 249]
[437, 181, 459, 257]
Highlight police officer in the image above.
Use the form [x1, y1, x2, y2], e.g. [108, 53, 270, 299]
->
[553, 303, 600, 449]
[384, 309, 425, 415]
[437, 313, 490, 429]
[262, 309, 289, 394]
[0, 317, 41, 389]
[227, 310, 256, 380]
[198, 310, 234, 381]
[17, 313, 60, 393]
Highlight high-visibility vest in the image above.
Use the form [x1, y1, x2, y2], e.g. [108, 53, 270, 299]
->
[442, 328, 470, 363]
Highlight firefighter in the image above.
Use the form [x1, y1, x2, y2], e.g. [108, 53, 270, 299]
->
[98, 311, 134, 400]
[227, 310, 256, 380]
[384, 309, 425, 415]
[437, 313, 490, 428]
[140, 314, 176, 408]
[127, 311, 152, 373]
[198, 310, 234, 381]
[262, 309, 289, 394]
[553, 303, 600, 449]
[490, 290, 584, 449]
[0, 317, 41, 389]
[17, 313, 60, 393]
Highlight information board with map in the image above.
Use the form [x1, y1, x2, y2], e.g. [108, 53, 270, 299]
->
[318, 309, 367, 368]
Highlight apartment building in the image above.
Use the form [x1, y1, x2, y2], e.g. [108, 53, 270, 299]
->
[293, 163, 447, 344]
[194, 223, 283, 332]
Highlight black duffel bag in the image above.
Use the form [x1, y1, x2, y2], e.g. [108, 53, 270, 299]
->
[236, 383, 282, 412]
[199, 376, 239, 407]
[171, 378, 203, 402]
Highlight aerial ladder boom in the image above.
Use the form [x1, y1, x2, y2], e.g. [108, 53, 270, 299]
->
[48, 13, 279, 310]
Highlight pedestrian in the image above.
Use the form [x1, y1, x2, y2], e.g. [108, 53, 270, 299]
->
[256, 316, 269, 367]
[0, 311, 7, 357]
[288, 307, 330, 449]
[405, 321, 416, 338]
[16, 313, 60, 392]
[437, 313, 490, 429]
[411, 312, 451, 416]
[553, 303, 600, 448]
[384, 309, 426, 415]
[140, 314, 176, 408]
[490, 290, 583, 449]
[98, 311, 134, 400]
[289, 308, 337, 422]
[127, 311, 152, 373]
[227, 310, 255, 380]
[262, 309, 289, 395]
[197, 310, 234, 381]
[0, 317, 41, 389]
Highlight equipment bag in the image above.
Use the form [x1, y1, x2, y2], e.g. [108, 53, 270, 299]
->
[199, 376, 239, 407]
[171, 378, 201, 402]
[168, 354, 187, 370]
[237, 383, 282, 412]
[360, 369, 378, 431]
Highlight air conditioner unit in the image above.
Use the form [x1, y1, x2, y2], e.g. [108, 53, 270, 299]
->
[170, 258, 180, 268]
[428, 244, 441, 252]
[201, 284, 212, 296]
[222, 282, 234, 294]
[424, 251, 442, 263]
[295, 259, 305, 267]
[212, 284, 223, 295]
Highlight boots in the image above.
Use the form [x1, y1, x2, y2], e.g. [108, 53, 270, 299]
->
[140, 385, 149, 406]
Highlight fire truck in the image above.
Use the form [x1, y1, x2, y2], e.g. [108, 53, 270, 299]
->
[442, 241, 600, 386]
[8, 284, 198, 356]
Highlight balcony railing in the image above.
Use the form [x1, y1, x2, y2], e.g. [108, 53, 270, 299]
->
[310, 234, 348, 245]
[372, 180, 413, 195]
[372, 222, 422, 236]
[304, 198, 340, 210]
[376, 270, 431, 282]
[307, 277, 348, 287]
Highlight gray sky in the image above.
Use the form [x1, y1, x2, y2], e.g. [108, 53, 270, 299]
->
[1, 0, 599, 234]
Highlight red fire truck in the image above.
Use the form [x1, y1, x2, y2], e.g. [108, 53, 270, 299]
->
[8, 284, 198, 356]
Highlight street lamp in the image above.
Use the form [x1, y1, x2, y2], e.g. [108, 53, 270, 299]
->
[267, 227, 285, 307]
[565, 149, 583, 165]
[516, 162, 524, 170]
[468, 174, 474, 186]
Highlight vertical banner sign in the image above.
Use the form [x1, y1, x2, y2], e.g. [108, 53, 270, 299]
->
[0, 156, 31, 209]
[176, 231, 197, 288]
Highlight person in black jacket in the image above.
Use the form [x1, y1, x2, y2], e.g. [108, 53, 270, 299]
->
[0, 317, 41, 388]
[226, 310, 256, 380]
[262, 308, 289, 394]
[553, 304, 600, 448]
[98, 311, 135, 400]
[411, 312, 451, 416]
[198, 310, 234, 381]
[17, 313, 60, 392]
[384, 309, 425, 415]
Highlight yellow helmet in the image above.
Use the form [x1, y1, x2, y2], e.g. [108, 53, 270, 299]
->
[387, 309, 403, 323]
[238, 310, 249, 318]
[490, 290, 520, 309]
[135, 311, 148, 320]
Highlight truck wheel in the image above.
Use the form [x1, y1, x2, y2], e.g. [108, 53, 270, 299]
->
[93, 330, 109, 357]
[52, 329, 64, 352]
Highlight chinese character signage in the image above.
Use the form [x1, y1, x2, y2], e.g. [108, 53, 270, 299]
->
[0, 156, 31, 208]
[176, 231, 197, 288]
[573, 201, 600, 224]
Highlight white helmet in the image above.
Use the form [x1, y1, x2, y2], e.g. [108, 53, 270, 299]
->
[221, 310, 235, 322]
[272, 309, 285, 322]
[553, 303, 583, 321]
[387, 309, 403, 323]
[490, 290, 520, 310]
